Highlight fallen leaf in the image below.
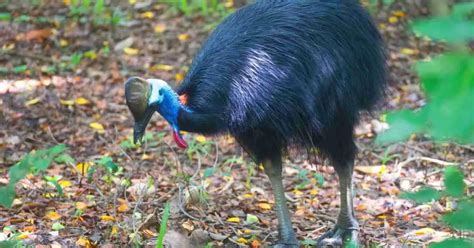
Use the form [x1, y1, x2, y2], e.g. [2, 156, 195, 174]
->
[128, 0, 136, 4]
[388, 16, 398, 24]
[141, 11, 154, 19]
[237, 237, 248, 244]
[152, 64, 173, 71]
[75, 97, 90, 105]
[89, 122, 105, 133]
[182, 220, 194, 232]
[195, 135, 206, 143]
[111, 225, 118, 236]
[401, 48, 418, 55]
[46, 211, 62, 221]
[226, 217, 240, 223]
[76, 236, 90, 247]
[393, 10, 406, 17]
[175, 73, 184, 82]
[60, 99, 74, 106]
[251, 239, 262, 248]
[257, 203, 272, 211]
[22, 28, 52, 41]
[117, 201, 129, 213]
[76, 202, 88, 210]
[59, 180, 72, 188]
[17, 233, 29, 239]
[123, 47, 139, 56]
[154, 24, 167, 33]
[60, 39, 68, 47]
[100, 215, 115, 222]
[25, 97, 40, 106]
[76, 162, 91, 175]
[178, 33, 189, 41]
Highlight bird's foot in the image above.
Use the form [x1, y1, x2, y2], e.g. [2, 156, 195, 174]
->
[316, 226, 359, 248]
[271, 240, 299, 248]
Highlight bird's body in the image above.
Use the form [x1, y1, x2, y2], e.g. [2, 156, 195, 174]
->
[177, 0, 385, 161]
[125, 0, 385, 246]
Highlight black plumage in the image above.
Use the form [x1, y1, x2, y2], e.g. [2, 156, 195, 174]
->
[177, 0, 385, 163]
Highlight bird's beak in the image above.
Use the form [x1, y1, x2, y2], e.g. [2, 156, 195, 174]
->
[133, 105, 155, 144]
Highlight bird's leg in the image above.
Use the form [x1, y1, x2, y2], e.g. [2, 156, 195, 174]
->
[317, 161, 359, 247]
[262, 157, 299, 247]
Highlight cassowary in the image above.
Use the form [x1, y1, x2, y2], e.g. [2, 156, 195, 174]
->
[125, 0, 385, 246]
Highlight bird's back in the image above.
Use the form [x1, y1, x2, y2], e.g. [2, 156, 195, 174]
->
[177, 0, 385, 149]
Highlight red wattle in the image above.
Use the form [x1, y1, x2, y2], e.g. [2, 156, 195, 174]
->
[172, 130, 188, 149]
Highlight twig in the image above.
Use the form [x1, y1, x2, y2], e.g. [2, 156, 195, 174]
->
[397, 156, 457, 169]
[178, 184, 200, 220]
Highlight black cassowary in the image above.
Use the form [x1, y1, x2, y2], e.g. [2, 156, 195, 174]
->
[125, 0, 385, 246]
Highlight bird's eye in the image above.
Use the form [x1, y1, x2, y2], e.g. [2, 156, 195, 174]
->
[158, 88, 164, 96]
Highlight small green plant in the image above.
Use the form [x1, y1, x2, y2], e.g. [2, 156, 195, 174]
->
[156, 202, 171, 248]
[160, 0, 233, 18]
[0, 144, 69, 208]
[67, 0, 123, 27]
[401, 166, 474, 247]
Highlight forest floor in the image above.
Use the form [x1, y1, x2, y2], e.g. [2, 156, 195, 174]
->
[0, 1, 473, 247]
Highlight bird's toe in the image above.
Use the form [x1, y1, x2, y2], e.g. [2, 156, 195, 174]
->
[316, 227, 358, 248]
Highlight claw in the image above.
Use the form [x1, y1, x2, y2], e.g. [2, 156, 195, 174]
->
[316, 227, 359, 248]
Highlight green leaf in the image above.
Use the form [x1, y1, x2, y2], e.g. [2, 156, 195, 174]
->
[376, 110, 425, 144]
[444, 166, 465, 197]
[13, 65, 27, 74]
[0, 185, 16, 208]
[0, 12, 12, 21]
[442, 201, 474, 231]
[452, 3, 474, 19]
[412, 18, 474, 43]
[93, 0, 104, 15]
[52, 222, 65, 231]
[203, 168, 215, 178]
[157, 203, 171, 248]
[55, 154, 76, 164]
[245, 213, 259, 224]
[400, 187, 442, 204]
[0, 240, 22, 248]
[301, 239, 317, 245]
[429, 238, 474, 248]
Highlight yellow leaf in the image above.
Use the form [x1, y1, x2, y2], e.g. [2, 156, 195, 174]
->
[60, 99, 74, 105]
[46, 211, 62, 221]
[25, 97, 41, 106]
[393, 10, 406, 17]
[415, 227, 435, 235]
[17, 233, 29, 239]
[154, 23, 167, 33]
[60, 39, 68, 47]
[142, 229, 157, 238]
[310, 189, 318, 195]
[153, 64, 173, 71]
[377, 165, 387, 179]
[75, 97, 90, 105]
[128, 0, 137, 4]
[388, 16, 398, 24]
[100, 215, 115, 222]
[378, 23, 386, 30]
[111, 225, 118, 236]
[243, 193, 254, 198]
[141, 153, 151, 160]
[141, 11, 154, 19]
[76, 236, 90, 247]
[226, 217, 240, 223]
[59, 180, 72, 188]
[63, 0, 71, 5]
[123, 47, 139, 56]
[257, 203, 272, 210]
[76, 202, 88, 210]
[237, 237, 248, 244]
[117, 202, 129, 213]
[293, 189, 303, 196]
[175, 73, 184, 82]
[89, 122, 105, 133]
[178, 33, 189, 41]
[76, 162, 91, 175]
[195, 135, 206, 143]
[401, 48, 417, 55]
[182, 220, 194, 232]
[224, 0, 234, 8]
[355, 165, 384, 175]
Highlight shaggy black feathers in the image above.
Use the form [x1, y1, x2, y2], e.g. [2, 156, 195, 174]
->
[177, 0, 386, 162]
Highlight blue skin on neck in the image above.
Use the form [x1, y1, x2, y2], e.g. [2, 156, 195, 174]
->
[148, 79, 188, 132]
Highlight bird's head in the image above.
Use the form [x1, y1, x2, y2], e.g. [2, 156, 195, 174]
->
[124, 77, 187, 148]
